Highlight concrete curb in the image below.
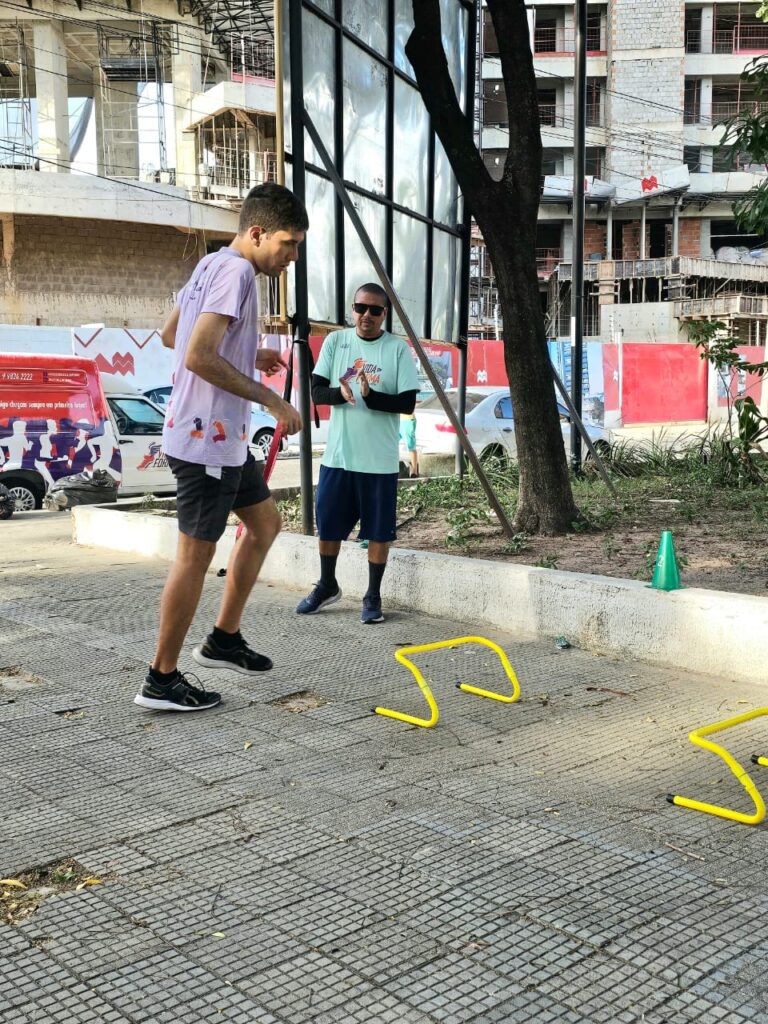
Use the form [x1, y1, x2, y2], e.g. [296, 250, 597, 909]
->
[72, 504, 768, 685]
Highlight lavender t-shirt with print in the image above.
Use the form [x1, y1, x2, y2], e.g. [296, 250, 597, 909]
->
[163, 248, 261, 468]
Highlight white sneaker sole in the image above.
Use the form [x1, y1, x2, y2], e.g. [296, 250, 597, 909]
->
[296, 589, 342, 615]
[362, 614, 385, 624]
[191, 647, 271, 676]
[133, 693, 221, 711]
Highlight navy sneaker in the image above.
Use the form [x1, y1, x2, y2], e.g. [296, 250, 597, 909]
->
[296, 582, 342, 615]
[134, 671, 221, 712]
[361, 595, 385, 624]
[192, 633, 272, 675]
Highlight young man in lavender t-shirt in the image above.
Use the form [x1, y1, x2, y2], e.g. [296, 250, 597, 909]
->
[134, 184, 306, 712]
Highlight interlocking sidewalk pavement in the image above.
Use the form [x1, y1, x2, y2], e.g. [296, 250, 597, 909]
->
[1, 514, 767, 1024]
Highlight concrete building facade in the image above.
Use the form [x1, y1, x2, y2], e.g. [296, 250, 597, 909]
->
[0, 0, 276, 328]
[474, 0, 768, 354]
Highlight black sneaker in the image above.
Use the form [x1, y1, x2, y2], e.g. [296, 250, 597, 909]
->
[361, 595, 385, 624]
[134, 671, 221, 712]
[296, 582, 342, 615]
[192, 633, 273, 675]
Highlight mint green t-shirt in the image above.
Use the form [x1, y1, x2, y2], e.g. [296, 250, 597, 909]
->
[315, 328, 420, 474]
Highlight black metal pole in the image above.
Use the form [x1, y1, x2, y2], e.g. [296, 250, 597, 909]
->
[302, 108, 517, 540]
[570, 0, 587, 474]
[455, 338, 467, 477]
[288, 0, 314, 534]
[455, 0, 478, 479]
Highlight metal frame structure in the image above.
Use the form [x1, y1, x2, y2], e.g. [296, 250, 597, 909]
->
[184, 0, 274, 74]
[283, 0, 481, 533]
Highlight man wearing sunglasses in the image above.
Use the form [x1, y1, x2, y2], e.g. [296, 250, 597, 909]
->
[296, 283, 420, 623]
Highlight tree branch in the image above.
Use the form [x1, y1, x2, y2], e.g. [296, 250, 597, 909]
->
[407, 0, 493, 215]
[486, 0, 542, 198]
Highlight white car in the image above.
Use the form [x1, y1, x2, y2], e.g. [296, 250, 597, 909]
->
[142, 385, 281, 461]
[409, 386, 610, 463]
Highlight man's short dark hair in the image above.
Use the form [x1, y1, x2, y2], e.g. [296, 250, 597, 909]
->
[355, 282, 388, 306]
[239, 183, 309, 234]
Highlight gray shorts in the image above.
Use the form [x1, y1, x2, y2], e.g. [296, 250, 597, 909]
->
[168, 452, 270, 542]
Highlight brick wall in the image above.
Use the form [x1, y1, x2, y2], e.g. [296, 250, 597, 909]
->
[0, 215, 213, 326]
[621, 222, 646, 259]
[584, 222, 607, 258]
[607, 1, 685, 179]
[678, 219, 701, 258]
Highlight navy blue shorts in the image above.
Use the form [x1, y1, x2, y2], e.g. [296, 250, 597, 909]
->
[315, 465, 398, 543]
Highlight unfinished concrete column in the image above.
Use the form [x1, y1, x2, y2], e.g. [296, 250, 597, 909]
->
[701, 3, 714, 54]
[172, 25, 202, 190]
[94, 72, 139, 178]
[700, 78, 713, 126]
[33, 22, 69, 172]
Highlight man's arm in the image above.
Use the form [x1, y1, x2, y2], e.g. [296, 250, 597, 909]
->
[160, 305, 180, 349]
[362, 388, 418, 414]
[311, 374, 347, 406]
[185, 312, 302, 433]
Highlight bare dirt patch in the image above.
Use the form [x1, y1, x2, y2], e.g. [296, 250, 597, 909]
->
[1, 860, 104, 926]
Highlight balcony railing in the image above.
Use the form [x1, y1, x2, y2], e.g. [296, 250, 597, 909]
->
[714, 26, 768, 54]
[533, 27, 603, 55]
[537, 247, 562, 277]
[538, 104, 563, 127]
[586, 103, 604, 127]
[685, 30, 702, 53]
[711, 99, 768, 121]
[530, 103, 603, 129]
[684, 100, 768, 125]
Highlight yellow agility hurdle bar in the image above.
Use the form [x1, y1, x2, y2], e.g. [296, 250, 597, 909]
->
[667, 707, 768, 825]
[373, 635, 521, 729]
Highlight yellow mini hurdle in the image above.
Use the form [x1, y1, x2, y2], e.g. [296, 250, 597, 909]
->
[373, 635, 521, 729]
[667, 707, 768, 825]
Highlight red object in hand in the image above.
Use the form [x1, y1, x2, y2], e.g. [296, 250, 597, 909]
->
[234, 425, 283, 544]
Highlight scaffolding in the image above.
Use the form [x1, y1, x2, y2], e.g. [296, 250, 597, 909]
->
[0, 25, 33, 169]
[195, 109, 276, 199]
[97, 20, 171, 179]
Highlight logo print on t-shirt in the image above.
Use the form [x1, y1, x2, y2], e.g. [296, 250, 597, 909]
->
[212, 421, 227, 443]
[190, 417, 204, 439]
[341, 358, 382, 385]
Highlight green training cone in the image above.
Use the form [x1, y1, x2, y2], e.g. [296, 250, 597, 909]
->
[650, 530, 682, 591]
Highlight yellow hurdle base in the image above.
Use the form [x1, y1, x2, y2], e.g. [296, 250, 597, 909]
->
[373, 635, 521, 729]
[667, 708, 768, 826]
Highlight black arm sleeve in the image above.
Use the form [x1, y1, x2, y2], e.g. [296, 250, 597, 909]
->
[311, 374, 346, 406]
[362, 388, 419, 414]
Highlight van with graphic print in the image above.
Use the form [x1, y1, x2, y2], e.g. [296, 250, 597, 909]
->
[0, 353, 175, 511]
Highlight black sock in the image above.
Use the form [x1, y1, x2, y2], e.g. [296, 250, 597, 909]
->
[320, 553, 338, 591]
[366, 561, 386, 599]
[148, 666, 178, 685]
[212, 626, 242, 650]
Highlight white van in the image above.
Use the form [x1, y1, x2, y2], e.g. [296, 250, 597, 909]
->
[0, 354, 175, 510]
[99, 373, 176, 498]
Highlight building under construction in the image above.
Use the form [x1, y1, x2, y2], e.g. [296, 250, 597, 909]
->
[0, 0, 276, 328]
[473, 0, 768, 364]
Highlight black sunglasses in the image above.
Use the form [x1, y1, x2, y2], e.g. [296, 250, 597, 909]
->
[353, 302, 386, 316]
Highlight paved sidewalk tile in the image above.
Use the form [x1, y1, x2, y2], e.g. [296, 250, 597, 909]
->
[2, 514, 768, 1024]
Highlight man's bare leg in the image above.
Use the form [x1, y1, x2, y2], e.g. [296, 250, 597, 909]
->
[215, 497, 282, 633]
[152, 533, 216, 673]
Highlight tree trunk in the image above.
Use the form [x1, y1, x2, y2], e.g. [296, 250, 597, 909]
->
[408, 0, 581, 534]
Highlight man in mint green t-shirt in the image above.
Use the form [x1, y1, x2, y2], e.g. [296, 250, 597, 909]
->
[296, 283, 420, 624]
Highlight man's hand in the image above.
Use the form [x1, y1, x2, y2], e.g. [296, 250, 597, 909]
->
[357, 370, 370, 398]
[264, 395, 302, 434]
[256, 349, 288, 376]
[339, 378, 356, 405]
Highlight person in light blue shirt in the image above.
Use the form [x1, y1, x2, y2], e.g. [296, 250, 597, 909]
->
[296, 283, 420, 624]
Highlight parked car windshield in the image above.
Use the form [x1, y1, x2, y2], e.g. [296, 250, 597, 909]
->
[108, 398, 165, 435]
[418, 391, 491, 414]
